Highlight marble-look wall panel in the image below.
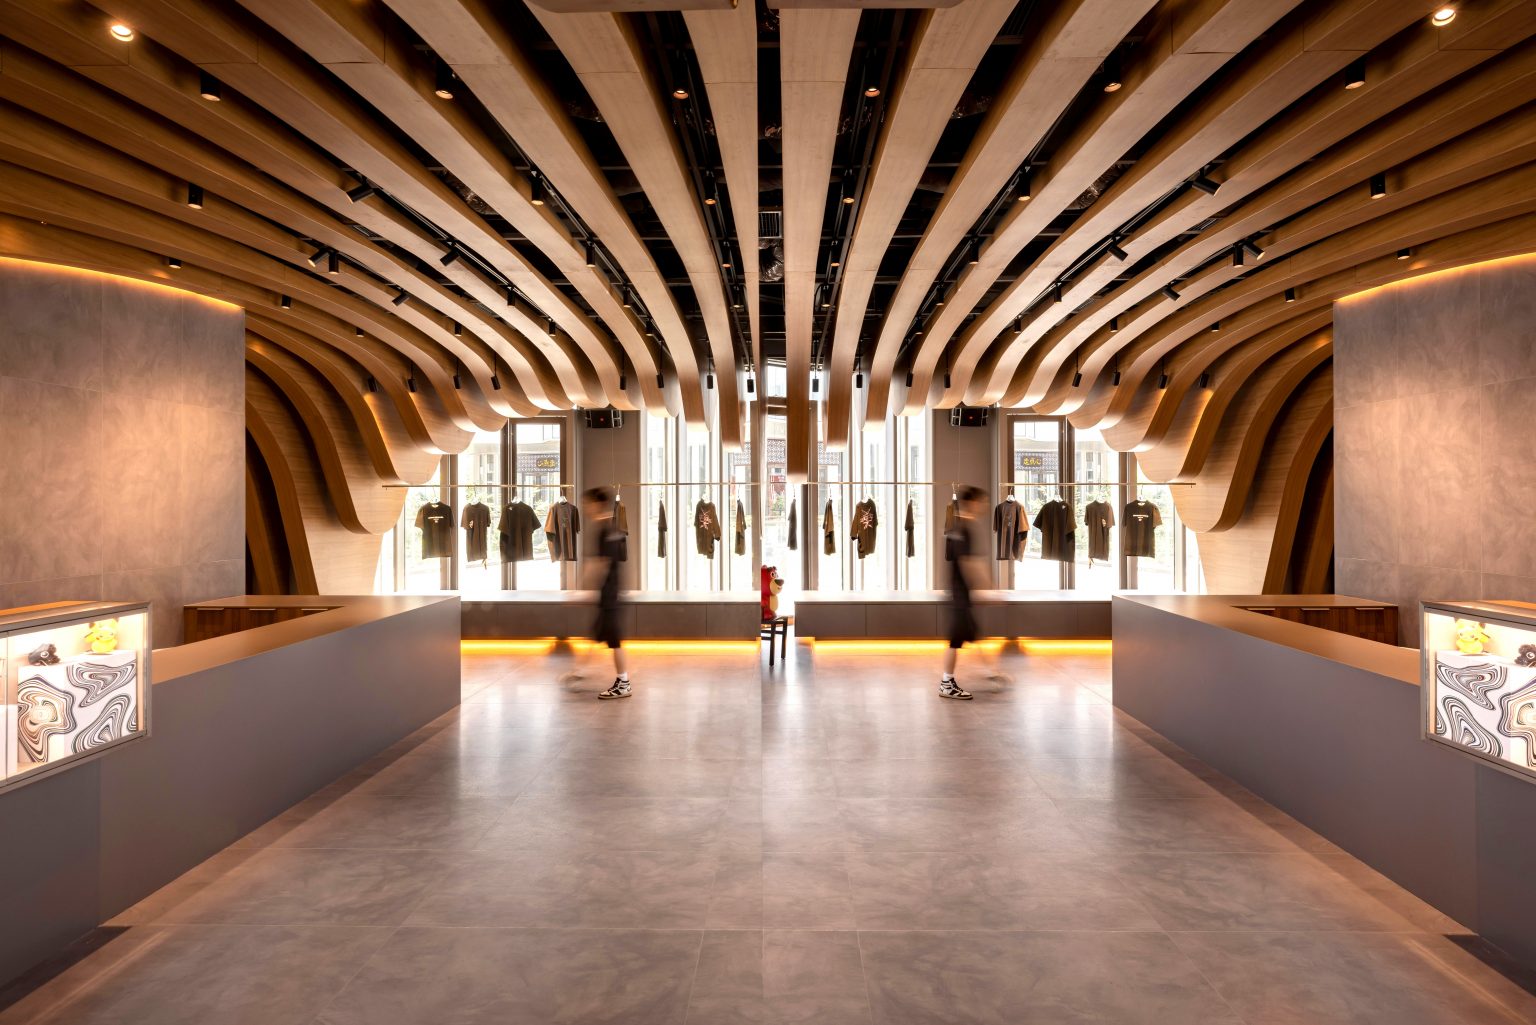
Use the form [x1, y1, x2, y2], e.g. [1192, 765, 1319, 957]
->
[0, 260, 245, 646]
[1334, 255, 1536, 645]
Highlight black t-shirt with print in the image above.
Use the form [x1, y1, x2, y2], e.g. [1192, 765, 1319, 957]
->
[416, 501, 454, 559]
[1122, 500, 1163, 558]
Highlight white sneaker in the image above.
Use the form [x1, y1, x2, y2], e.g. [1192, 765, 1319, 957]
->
[598, 678, 632, 700]
[938, 678, 972, 700]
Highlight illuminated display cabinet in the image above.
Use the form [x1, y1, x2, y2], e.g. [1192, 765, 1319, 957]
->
[1422, 599, 1536, 783]
[0, 601, 151, 793]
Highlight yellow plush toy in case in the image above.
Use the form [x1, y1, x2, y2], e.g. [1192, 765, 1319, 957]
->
[83, 619, 120, 654]
[1454, 619, 1491, 656]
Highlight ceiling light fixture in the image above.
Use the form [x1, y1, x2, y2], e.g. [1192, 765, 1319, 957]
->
[1072, 369, 1083, 388]
[672, 87, 688, 100]
[864, 86, 880, 98]
[1240, 239, 1264, 260]
[1109, 316, 1119, 332]
[167, 256, 182, 269]
[327, 251, 340, 276]
[1284, 287, 1297, 302]
[109, 23, 134, 42]
[968, 240, 980, 265]
[1431, 7, 1456, 27]
[453, 367, 462, 389]
[453, 322, 462, 337]
[1013, 317, 1023, 334]
[1106, 240, 1128, 261]
[704, 195, 716, 206]
[547, 318, 557, 337]
[306, 246, 328, 268]
[1211, 321, 1220, 332]
[1112, 367, 1122, 386]
[812, 370, 820, 395]
[585, 242, 596, 268]
[1162, 284, 1180, 301]
[1344, 58, 1366, 90]
[280, 294, 292, 309]
[1190, 175, 1221, 196]
[1016, 169, 1031, 203]
[1397, 248, 1411, 259]
[1101, 54, 1122, 93]
[842, 194, 855, 206]
[346, 183, 376, 203]
[1232, 246, 1245, 267]
[392, 288, 409, 306]
[434, 63, 455, 100]
[721, 260, 732, 269]
[356, 327, 364, 337]
[530, 177, 546, 206]
[1198, 371, 1211, 389]
[1370, 173, 1387, 199]
[656, 372, 665, 389]
[1158, 368, 1170, 389]
[491, 373, 501, 390]
[440, 247, 460, 267]
[906, 370, 915, 388]
[506, 286, 518, 307]
[855, 366, 863, 389]
[1054, 283, 1065, 304]
[365, 376, 378, 393]
[944, 370, 952, 389]
[407, 374, 417, 394]
[621, 369, 630, 391]
[186, 183, 204, 209]
[199, 72, 221, 101]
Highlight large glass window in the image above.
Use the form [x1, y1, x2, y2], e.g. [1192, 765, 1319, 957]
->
[402, 463, 447, 592]
[815, 443, 848, 591]
[1072, 426, 1121, 595]
[513, 420, 565, 590]
[762, 412, 801, 596]
[456, 430, 503, 594]
[639, 413, 753, 593]
[1129, 460, 1178, 593]
[1008, 418, 1064, 590]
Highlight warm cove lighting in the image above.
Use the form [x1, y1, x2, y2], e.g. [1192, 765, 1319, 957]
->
[1431, 7, 1456, 26]
[109, 23, 134, 41]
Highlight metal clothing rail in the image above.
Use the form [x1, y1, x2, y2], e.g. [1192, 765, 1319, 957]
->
[1002, 480, 1196, 488]
[381, 482, 576, 489]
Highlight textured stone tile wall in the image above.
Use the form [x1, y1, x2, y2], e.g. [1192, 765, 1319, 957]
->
[0, 259, 245, 646]
[1334, 255, 1536, 645]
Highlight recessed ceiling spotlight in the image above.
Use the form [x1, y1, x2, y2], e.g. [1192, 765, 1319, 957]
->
[721, 260, 732, 269]
[1343, 58, 1366, 90]
[109, 23, 134, 42]
[1431, 7, 1456, 26]
[1211, 321, 1220, 332]
[199, 72, 221, 101]
[829, 259, 840, 268]
[672, 87, 689, 100]
[356, 327, 365, 336]
[864, 86, 880, 98]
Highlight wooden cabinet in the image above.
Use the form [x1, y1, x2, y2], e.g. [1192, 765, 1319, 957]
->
[183, 604, 335, 644]
[1240, 604, 1398, 645]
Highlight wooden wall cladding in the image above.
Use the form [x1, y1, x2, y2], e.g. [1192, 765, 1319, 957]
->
[0, 0, 1532, 591]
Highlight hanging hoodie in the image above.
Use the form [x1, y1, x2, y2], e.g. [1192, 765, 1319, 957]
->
[694, 499, 722, 558]
[734, 499, 747, 556]
[787, 498, 798, 551]
[904, 499, 915, 558]
[852, 499, 878, 559]
[822, 499, 836, 555]
[657, 501, 668, 558]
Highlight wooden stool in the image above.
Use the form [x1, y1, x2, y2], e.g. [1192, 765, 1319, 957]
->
[761, 615, 790, 666]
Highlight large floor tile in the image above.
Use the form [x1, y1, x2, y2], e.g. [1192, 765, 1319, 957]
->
[485, 794, 732, 851]
[707, 853, 859, 930]
[859, 930, 1239, 1025]
[1057, 798, 1298, 853]
[268, 793, 504, 850]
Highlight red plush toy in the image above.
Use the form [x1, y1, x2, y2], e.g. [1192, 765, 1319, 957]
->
[760, 564, 784, 622]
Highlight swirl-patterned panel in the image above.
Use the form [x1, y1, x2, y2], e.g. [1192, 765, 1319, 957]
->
[10, 650, 139, 772]
[1432, 652, 1536, 776]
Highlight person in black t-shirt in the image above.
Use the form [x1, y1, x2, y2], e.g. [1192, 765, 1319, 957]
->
[583, 487, 631, 699]
[940, 485, 987, 700]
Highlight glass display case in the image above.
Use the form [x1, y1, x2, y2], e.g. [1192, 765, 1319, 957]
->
[1, 601, 150, 793]
[1422, 599, 1536, 782]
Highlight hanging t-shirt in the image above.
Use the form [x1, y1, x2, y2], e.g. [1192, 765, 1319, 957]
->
[461, 501, 491, 563]
[498, 501, 540, 562]
[992, 498, 1028, 561]
[612, 498, 629, 562]
[822, 500, 836, 555]
[787, 498, 798, 551]
[904, 499, 915, 558]
[657, 501, 668, 558]
[1033, 499, 1076, 562]
[734, 499, 747, 556]
[694, 500, 722, 558]
[1083, 499, 1116, 565]
[415, 501, 454, 559]
[544, 500, 580, 561]
[1122, 499, 1163, 558]
[852, 499, 878, 558]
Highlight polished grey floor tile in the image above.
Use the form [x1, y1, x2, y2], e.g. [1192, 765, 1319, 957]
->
[1170, 931, 1527, 1025]
[762, 931, 872, 1025]
[687, 931, 764, 1024]
[18, 925, 389, 1025]
[847, 851, 1158, 932]
[707, 853, 859, 930]
[269, 793, 504, 850]
[485, 794, 731, 851]
[522, 755, 758, 799]
[352, 750, 547, 798]
[1058, 798, 1298, 853]
[1024, 752, 1221, 800]
[317, 928, 701, 1025]
[837, 796, 1080, 853]
[405, 849, 716, 928]
[1113, 852, 1417, 932]
[859, 930, 1240, 1025]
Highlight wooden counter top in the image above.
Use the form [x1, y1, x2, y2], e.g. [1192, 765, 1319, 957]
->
[1114, 594, 1417, 686]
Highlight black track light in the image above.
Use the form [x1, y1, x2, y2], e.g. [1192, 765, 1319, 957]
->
[585, 242, 596, 268]
[1101, 53, 1122, 93]
[434, 63, 455, 100]
[199, 71, 221, 101]
[1054, 283, 1064, 304]
[967, 240, 979, 265]
[745, 374, 753, 394]
[186, 183, 204, 209]
[1106, 241, 1128, 261]
[346, 183, 376, 203]
[1190, 175, 1221, 196]
[1284, 287, 1297, 302]
[327, 251, 339, 276]
[1016, 169, 1031, 203]
[1232, 246, 1245, 267]
[1397, 248, 1411, 260]
[440, 247, 460, 267]
[1109, 316, 1119, 333]
[707, 364, 714, 389]
[906, 370, 915, 388]
[491, 374, 501, 391]
[306, 246, 327, 268]
[392, 288, 408, 306]
[453, 370, 462, 390]
[280, 294, 292, 309]
[856, 370, 863, 388]
[506, 286, 517, 307]
[944, 370, 952, 389]
[619, 369, 629, 391]
[1161, 284, 1180, 302]
[812, 374, 819, 395]
[547, 318, 556, 337]
[1013, 317, 1023, 334]
[1158, 369, 1170, 389]
[356, 327, 364, 337]
[1370, 173, 1387, 199]
[1072, 370, 1083, 388]
[407, 374, 417, 394]
[167, 256, 182, 269]
[1240, 239, 1264, 260]
[453, 322, 462, 337]
[530, 177, 546, 206]
[656, 372, 664, 389]
[1344, 58, 1366, 90]
[366, 376, 378, 393]
[1198, 371, 1211, 389]
[1112, 368, 1122, 386]
[1211, 321, 1220, 332]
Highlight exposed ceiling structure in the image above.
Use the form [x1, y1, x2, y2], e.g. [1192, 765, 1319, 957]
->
[1, 0, 1533, 590]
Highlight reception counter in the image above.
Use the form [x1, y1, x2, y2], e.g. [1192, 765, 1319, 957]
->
[1114, 593, 1536, 970]
[0, 594, 460, 987]
[461, 590, 761, 640]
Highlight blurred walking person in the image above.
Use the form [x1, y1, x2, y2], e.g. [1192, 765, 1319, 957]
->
[583, 486, 631, 699]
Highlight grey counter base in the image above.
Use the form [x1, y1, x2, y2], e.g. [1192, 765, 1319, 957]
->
[462, 591, 762, 640]
[794, 590, 1110, 639]
[1112, 595, 1536, 972]
[0, 596, 461, 988]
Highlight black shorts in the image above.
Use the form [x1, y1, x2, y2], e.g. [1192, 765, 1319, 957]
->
[592, 609, 623, 649]
[947, 606, 977, 649]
